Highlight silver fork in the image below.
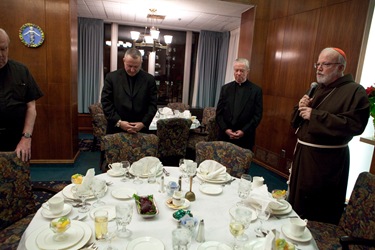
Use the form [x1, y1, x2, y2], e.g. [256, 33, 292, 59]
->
[163, 168, 170, 176]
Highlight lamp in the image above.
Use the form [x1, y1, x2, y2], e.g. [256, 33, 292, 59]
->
[130, 9, 172, 50]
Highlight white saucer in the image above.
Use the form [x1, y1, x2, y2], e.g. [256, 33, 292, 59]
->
[165, 198, 190, 210]
[129, 168, 163, 178]
[107, 169, 126, 177]
[127, 236, 164, 250]
[89, 205, 116, 221]
[112, 187, 137, 200]
[271, 200, 292, 215]
[243, 238, 266, 249]
[199, 184, 223, 195]
[196, 172, 232, 184]
[41, 203, 72, 219]
[25, 220, 92, 250]
[198, 241, 231, 250]
[281, 224, 312, 243]
[36, 222, 84, 249]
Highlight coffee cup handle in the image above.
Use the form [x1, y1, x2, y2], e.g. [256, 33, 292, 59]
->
[108, 164, 112, 169]
[42, 203, 50, 210]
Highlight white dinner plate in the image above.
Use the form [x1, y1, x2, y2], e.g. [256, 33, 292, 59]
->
[25, 220, 92, 250]
[89, 205, 116, 221]
[269, 199, 288, 211]
[129, 168, 163, 178]
[196, 173, 232, 184]
[199, 184, 223, 195]
[281, 224, 312, 243]
[165, 198, 190, 210]
[243, 238, 266, 250]
[271, 200, 292, 215]
[127, 236, 164, 250]
[36, 222, 84, 249]
[62, 183, 108, 200]
[107, 168, 126, 177]
[112, 187, 137, 200]
[41, 203, 72, 219]
[198, 241, 231, 250]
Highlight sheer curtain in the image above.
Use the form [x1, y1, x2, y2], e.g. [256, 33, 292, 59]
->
[78, 17, 104, 113]
[193, 31, 230, 107]
[225, 28, 240, 84]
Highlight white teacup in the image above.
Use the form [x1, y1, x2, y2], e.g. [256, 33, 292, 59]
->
[252, 176, 264, 188]
[109, 162, 122, 172]
[172, 191, 185, 207]
[289, 218, 307, 237]
[43, 196, 64, 215]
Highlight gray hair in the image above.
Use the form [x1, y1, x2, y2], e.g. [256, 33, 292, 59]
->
[0, 28, 10, 44]
[322, 47, 347, 71]
[234, 58, 250, 70]
[124, 48, 142, 61]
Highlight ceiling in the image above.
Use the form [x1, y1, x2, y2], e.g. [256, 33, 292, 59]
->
[77, 0, 253, 32]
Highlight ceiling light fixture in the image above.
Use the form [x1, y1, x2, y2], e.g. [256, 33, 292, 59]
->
[130, 9, 172, 50]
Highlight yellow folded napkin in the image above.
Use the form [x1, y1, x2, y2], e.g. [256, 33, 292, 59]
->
[197, 160, 227, 181]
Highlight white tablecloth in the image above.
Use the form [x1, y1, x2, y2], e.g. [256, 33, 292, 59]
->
[149, 117, 200, 130]
[17, 167, 318, 250]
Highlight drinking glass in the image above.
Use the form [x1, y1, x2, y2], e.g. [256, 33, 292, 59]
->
[229, 206, 253, 242]
[255, 207, 271, 237]
[229, 216, 245, 250]
[179, 158, 188, 178]
[186, 161, 197, 183]
[91, 178, 106, 207]
[73, 187, 91, 213]
[115, 203, 133, 238]
[237, 174, 252, 206]
[105, 221, 118, 250]
[121, 161, 130, 182]
[133, 164, 144, 184]
[172, 227, 192, 250]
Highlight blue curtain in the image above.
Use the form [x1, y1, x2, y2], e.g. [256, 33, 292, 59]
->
[196, 31, 229, 107]
[78, 17, 104, 113]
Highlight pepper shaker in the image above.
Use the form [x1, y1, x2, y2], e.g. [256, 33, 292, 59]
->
[178, 175, 182, 191]
[159, 175, 165, 193]
[195, 219, 205, 243]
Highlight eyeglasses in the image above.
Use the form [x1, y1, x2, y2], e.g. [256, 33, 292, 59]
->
[314, 62, 341, 69]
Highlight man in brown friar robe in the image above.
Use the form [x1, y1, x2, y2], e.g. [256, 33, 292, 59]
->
[289, 47, 369, 225]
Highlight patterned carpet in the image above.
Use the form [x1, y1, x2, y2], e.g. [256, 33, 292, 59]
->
[78, 138, 101, 152]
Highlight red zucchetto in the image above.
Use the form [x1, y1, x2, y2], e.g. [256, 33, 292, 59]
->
[332, 48, 347, 61]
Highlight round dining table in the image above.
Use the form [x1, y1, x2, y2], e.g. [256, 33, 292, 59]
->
[17, 167, 318, 250]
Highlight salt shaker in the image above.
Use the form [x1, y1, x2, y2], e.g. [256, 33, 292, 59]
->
[159, 175, 165, 193]
[195, 219, 205, 243]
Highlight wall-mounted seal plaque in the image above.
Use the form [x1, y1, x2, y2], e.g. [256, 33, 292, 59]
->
[19, 23, 45, 48]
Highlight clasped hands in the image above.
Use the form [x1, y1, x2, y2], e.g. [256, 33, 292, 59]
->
[226, 129, 244, 140]
[119, 121, 145, 133]
[298, 95, 313, 120]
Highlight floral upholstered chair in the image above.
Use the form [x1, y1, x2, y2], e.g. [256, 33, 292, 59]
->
[0, 152, 58, 248]
[195, 141, 253, 178]
[157, 118, 192, 166]
[167, 102, 190, 112]
[101, 132, 159, 169]
[307, 172, 375, 250]
[88, 103, 107, 151]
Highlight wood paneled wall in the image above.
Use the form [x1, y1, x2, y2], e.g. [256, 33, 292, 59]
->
[0, 0, 78, 163]
[239, 0, 371, 177]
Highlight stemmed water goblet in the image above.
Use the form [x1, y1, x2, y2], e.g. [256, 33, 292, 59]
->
[73, 187, 91, 213]
[121, 161, 130, 182]
[185, 161, 197, 183]
[255, 207, 271, 237]
[105, 221, 118, 250]
[91, 178, 106, 207]
[115, 203, 133, 238]
[133, 164, 144, 184]
[179, 158, 188, 178]
[237, 174, 252, 206]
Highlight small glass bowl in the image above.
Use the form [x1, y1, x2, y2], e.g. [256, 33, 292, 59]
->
[50, 216, 71, 241]
[272, 189, 287, 200]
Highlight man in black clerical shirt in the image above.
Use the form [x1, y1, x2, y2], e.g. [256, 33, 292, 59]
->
[101, 48, 157, 134]
[216, 58, 263, 151]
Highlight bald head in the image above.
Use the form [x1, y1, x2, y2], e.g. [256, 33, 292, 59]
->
[0, 28, 10, 69]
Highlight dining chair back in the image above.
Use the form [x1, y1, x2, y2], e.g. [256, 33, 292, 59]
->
[307, 171, 375, 250]
[195, 141, 253, 178]
[101, 132, 159, 168]
[167, 102, 190, 112]
[88, 103, 107, 151]
[157, 118, 192, 166]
